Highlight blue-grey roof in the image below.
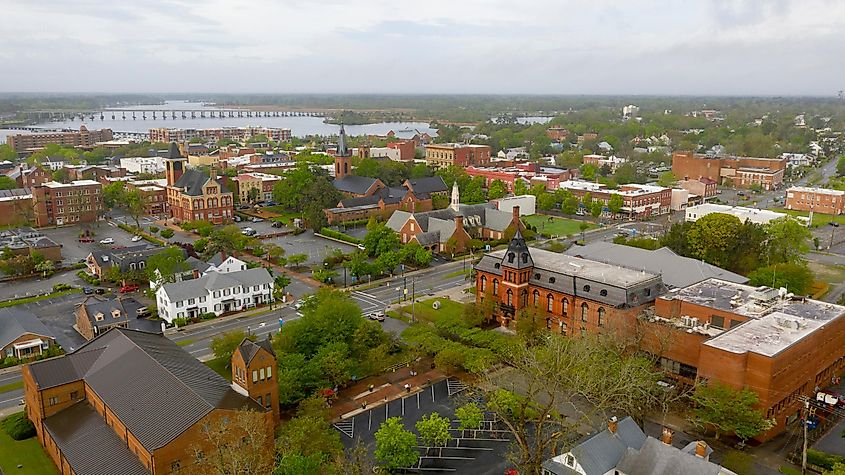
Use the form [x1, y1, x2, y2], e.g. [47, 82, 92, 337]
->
[405, 176, 448, 196]
[333, 175, 381, 195]
[569, 417, 646, 475]
[0, 307, 55, 347]
[173, 168, 229, 195]
[161, 267, 273, 302]
[615, 438, 726, 475]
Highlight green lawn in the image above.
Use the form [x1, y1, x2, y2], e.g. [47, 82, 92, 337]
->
[0, 428, 58, 475]
[444, 269, 471, 279]
[175, 339, 194, 346]
[205, 357, 232, 381]
[399, 297, 465, 323]
[0, 289, 82, 309]
[0, 381, 23, 394]
[770, 207, 845, 228]
[262, 206, 301, 224]
[522, 214, 597, 237]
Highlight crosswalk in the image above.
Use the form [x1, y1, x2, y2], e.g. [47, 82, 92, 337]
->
[351, 290, 386, 312]
[334, 419, 354, 438]
[446, 378, 468, 397]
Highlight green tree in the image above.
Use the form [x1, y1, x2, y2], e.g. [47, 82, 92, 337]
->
[455, 402, 484, 437]
[513, 179, 529, 196]
[276, 397, 344, 474]
[691, 382, 774, 441]
[613, 163, 639, 184]
[657, 171, 677, 187]
[210, 330, 252, 365]
[374, 417, 419, 470]
[103, 181, 126, 209]
[274, 274, 292, 298]
[590, 200, 603, 218]
[687, 213, 743, 269]
[837, 156, 845, 177]
[0, 176, 18, 190]
[247, 187, 260, 204]
[51, 168, 69, 183]
[747, 262, 814, 294]
[123, 188, 146, 228]
[0, 144, 17, 162]
[287, 253, 308, 268]
[608, 194, 624, 216]
[416, 412, 452, 456]
[826, 462, 845, 475]
[462, 176, 486, 204]
[205, 225, 251, 256]
[562, 195, 579, 215]
[146, 247, 189, 289]
[363, 223, 400, 256]
[580, 163, 598, 180]
[487, 179, 508, 200]
[34, 259, 55, 277]
[537, 192, 558, 211]
[764, 217, 811, 264]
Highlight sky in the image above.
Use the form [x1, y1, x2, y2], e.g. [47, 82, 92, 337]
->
[1, 0, 843, 96]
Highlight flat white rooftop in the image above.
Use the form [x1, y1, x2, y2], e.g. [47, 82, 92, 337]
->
[787, 186, 845, 196]
[685, 203, 797, 225]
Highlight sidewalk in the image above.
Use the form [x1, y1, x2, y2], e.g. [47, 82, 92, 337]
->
[163, 301, 289, 336]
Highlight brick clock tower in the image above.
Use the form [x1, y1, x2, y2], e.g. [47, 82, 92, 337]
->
[164, 142, 186, 186]
[499, 229, 534, 322]
[334, 124, 351, 179]
[231, 338, 280, 426]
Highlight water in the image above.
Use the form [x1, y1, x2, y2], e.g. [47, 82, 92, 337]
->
[1, 100, 438, 142]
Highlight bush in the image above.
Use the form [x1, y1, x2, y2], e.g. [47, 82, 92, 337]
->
[2, 413, 36, 441]
[149, 226, 160, 234]
[160, 229, 174, 239]
[807, 449, 845, 470]
[76, 270, 100, 285]
[52, 283, 73, 292]
[319, 227, 362, 245]
[172, 317, 189, 327]
[200, 312, 216, 320]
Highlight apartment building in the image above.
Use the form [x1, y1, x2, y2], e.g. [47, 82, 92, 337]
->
[119, 156, 166, 174]
[677, 177, 718, 198]
[126, 179, 169, 217]
[234, 172, 281, 203]
[425, 143, 491, 169]
[6, 126, 113, 152]
[466, 164, 573, 192]
[23, 328, 277, 475]
[164, 144, 234, 224]
[149, 126, 291, 143]
[558, 180, 672, 217]
[672, 151, 787, 190]
[0, 189, 34, 226]
[32, 180, 103, 227]
[785, 186, 845, 215]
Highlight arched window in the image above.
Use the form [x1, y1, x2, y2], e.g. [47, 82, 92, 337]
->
[520, 290, 528, 307]
[598, 307, 606, 327]
[560, 321, 567, 335]
[547, 294, 554, 312]
[506, 289, 513, 306]
[507, 252, 515, 263]
[492, 279, 499, 296]
[480, 275, 487, 292]
[533, 290, 540, 306]
[581, 303, 588, 322]
[562, 298, 569, 315]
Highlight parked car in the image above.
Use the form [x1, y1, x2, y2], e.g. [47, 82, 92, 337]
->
[99, 238, 115, 245]
[94, 288, 106, 295]
[251, 217, 264, 223]
[83, 287, 93, 295]
[136, 306, 151, 318]
[357, 243, 366, 251]
[271, 221, 283, 228]
[241, 227, 256, 236]
[368, 312, 385, 322]
[234, 215, 242, 222]
[78, 237, 94, 243]
[131, 235, 143, 242]
[119, 284, 140, 293]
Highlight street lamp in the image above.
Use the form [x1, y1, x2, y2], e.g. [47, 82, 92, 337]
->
[829, 222, 840, 250]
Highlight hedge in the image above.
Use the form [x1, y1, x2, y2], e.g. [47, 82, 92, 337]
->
[1, 412, 36, 440]
[319, 227, 362, 245]
[160, 229, 174, 239]
[807, 449, 845, 470]
[77, 270, 100, 285]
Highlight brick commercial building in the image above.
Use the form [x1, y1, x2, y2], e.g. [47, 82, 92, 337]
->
[671, 151, 787, 190]
[6, 126, 113, 153]
[23, 328, 277, 475]
[65, 165, 127, 182]
[0, 227, 62, 262]
[558, 180, 672, 218]
[126, 179, 169, 217]
[234, 172, 281, 204]
[32, 180, 103, 227]
[546, 126, 569, 141]
[6, 165, 51, 188]
[0, 188, 34, 226]
[150, 126, 291, 144]
[388, 140, 416, 160]
[474, 232, 664, 332]
[164, 144, 234, 224]
[466, 164, 573, 192]
[785, 186, 845, 215]
[325, 176, 448, 225]
[425, 143, 492, 169]
[677, 177, 718, 199]
[641, 279, 845, 440]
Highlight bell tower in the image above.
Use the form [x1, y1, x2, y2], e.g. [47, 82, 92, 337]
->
[231, 337, 280, 426]
[164, 142, 186, 186]
[334, 124, 351, 180]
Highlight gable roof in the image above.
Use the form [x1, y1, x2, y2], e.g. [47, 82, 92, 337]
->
[161, 267, 273, 303]
[28, 328, 264, 451]
[543, 417, 646, 475]
[172, 168, 229, 195]
[0, 307, 55, 347]
[236, 337, 275, 366]
[332, 175, 381, 195]
[564, 242, 748, 289]
[615, 438, 726, 475]
[405, 176, 448, 196]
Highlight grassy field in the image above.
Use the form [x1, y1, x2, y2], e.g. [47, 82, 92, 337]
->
[444, 269, 471, 279]
[0, 429, 57, 475]
[522, 214, 597, 237]
[204, 357, 232, 381]
[176, 339, 194, 346]
[262, 206, 301, 224]
[399, 297, 465, 323]
[0, 381, 23, 394]
[0, 288, 82, 309]
[770, 208, 845, 228]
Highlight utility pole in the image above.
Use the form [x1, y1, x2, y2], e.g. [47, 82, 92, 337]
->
[411, 278, 416, 323]
[802, 399, 813, 475]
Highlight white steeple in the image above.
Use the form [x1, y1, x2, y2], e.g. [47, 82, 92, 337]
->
[450, 181, 460, 211]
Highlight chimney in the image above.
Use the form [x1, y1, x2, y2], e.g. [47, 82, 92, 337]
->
[512, 205, 520, 220]
[607, 416, 618, 434]
[660, 427, 673, 445]
[694, 441, 708, 458]
[455, 215, 464, 231]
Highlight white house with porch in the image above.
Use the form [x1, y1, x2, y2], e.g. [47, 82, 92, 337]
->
[0, 308, 57, 360]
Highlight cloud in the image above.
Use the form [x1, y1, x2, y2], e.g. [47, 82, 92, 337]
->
[0, 0, 842, 94]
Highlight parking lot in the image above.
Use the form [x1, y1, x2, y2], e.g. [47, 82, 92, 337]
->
[336, 379, 511, 474]
[39, 220, 161, 265]
[264, 230, 358, 266]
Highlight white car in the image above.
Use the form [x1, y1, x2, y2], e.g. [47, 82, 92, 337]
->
[251, 217, 264, 223]
[99, 238, 115, 245]
[131, 235, 143, 242]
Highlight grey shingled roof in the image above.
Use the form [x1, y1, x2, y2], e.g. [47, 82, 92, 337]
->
[332, 175, 381, 195]
[173, 168, 229, 195]
[236, 337, 275, 366]
[28, 328, 263, 452]
[161, 267, 273, 302]
[615, 438, 726, 475]
[405, 176, 448, 196]
[43, 402, 150, 475]
[569, 417, 646, 475]
[0, 307, 55, 347]
[564, 242, 748, 289]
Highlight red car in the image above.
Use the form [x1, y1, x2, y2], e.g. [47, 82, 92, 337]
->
[119, 284, 140, 293]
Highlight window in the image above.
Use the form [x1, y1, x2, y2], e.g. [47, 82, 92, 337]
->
[252, 370, 258, 383]
[600, 289, 607, 297]
[49, 396, 59, 406]
[492, 279, 499, 296]
[547, 294, 554, 312]
[532, 290, 540, 306]
[265, 393, 272, 408]
[581, 327, 586, 337]
[266, 366, 272, 378]
[188, 298, 195, 305]
[260, 368, 265, 380]
[598, 308, 606, 327]
[560, 321, 567, 335]
[583, 284, 591, 292]
[520, 290, 528, 307]
[257, 395, 263, 406]
[507, 252, 515, 263]
[710, 315, 725, 329]
[565, 454, 575, 467]
[199, 296, 206, 303]
[480, 276, 486, 292]
[70, 391, 79, 400]
[581, 303, 588, 322]
[549, 277, 555, 284]
[562, 298, 569, 315]
[506, 289, 513, 306]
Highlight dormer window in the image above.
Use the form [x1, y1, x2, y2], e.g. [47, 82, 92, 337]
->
[111, 310, 121, 319]
[521, 253, 529, 263]
[549, 277, 556, 284]
[507, 252, 515, 263]
[494, 263, 500, 269]
[94, 312, 104, 322]
[583, 285, 591, 292]
[565, 454, 575, 467]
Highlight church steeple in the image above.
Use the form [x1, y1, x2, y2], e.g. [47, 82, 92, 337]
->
[450, 181, 460, 211]
[337, 123, 349, 157]
[334, 123, 351, 180]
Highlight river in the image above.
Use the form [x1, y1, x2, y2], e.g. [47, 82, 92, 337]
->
[1, 100, 438, 143]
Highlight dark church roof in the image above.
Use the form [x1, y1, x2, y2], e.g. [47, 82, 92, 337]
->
[173, 168, 230, 195]
[166, 141, 182, 159]
[236, 337, 275, 366]
[333, 175, 381, 195]
[502, 229, 534, 269]
[405, 176, 448, 197]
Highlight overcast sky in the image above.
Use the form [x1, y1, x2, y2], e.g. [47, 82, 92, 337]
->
[1, 0, 842, 96]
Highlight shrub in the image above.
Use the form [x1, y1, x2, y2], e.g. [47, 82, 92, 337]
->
[807, 449, 845, 470]
[200, 312, 216, 320]
[76, 270, 100, 285]
[2, 413, 36, 440]
[149, 226, 160, 234]
[52, 283, 73, 292]
[172, 317, 189, 327]
[319, 227, 362, 245]
[160, 229, 174, 239]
